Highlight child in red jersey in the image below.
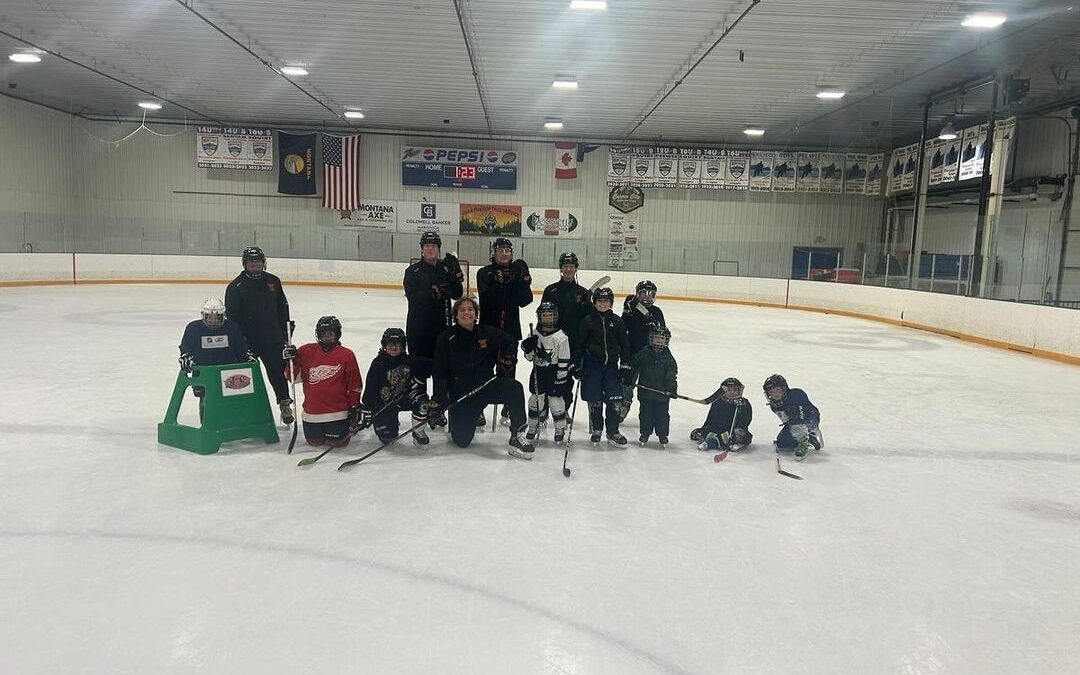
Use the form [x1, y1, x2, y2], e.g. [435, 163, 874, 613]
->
[283, 316, 363, 448]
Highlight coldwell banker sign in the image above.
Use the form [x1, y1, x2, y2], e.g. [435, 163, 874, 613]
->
[401, 146, 518, 190]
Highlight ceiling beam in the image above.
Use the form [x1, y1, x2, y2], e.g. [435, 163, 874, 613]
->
[452, 0, 494, 136]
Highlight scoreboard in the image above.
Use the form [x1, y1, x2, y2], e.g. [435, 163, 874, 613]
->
[402, 146, 518, 190]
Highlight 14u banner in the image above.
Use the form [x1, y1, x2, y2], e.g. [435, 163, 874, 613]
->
[196, 127, 273, 171]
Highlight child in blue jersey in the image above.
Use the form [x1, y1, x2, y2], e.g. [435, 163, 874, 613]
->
[178, 298, 251, 420]
[763, 374, 823, 461]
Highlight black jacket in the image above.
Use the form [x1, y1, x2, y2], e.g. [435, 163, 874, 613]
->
[403, 254, 464, 335]
[433, 323, 517, 404]
[622, 296, 666, 353]
[578, 310, 629, 366]
[476, 259, 533, 339]
[362, 351, 429, 410]
[702, 396, 753, 434]
[541, 279, 592, 358]
[224, 271, 290, 348]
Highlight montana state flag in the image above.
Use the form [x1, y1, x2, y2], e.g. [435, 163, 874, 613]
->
[277, 132, 317, 195]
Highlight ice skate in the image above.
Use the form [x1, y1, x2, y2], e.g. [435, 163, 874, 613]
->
[508, 433, 535, 460]
[590, 430, 602, 445]
[607, 432, 628, 448]
[658, 436, 668, 449]
[278, 401, 295, 426]
[411, 427, 429, 449]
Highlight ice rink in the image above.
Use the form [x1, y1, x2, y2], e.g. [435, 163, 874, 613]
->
[2, 282, 1079, 675]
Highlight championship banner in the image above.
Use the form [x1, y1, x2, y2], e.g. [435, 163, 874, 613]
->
[958, 125, 987, 181]
[277, 132, 317, 195]
[865, 153, 884, 196]
[724, 151, 749, 190]
[749, 151, 774, 192]
[396, 201, 458, 235]
[900, 144, 918, 191]
[820, 153, 844, 194]
[522, 206, 583, 239]
[459, 203, 522, 236]
[676, 148, 701, 189]
[608, 147, 631, 187]
[337, 200, 396, 231]
[887, 147, 905, 194]
[772, 152, 798, 192]
[196, 126, 273, 171]
[401, 146, 518, 190]
[938, 135, 961, 184]
[699, 149, 726, 189]
[843, 153, 868, 195]
[653, 147, 678, 188]
[796, 152, 821, 192]
[631, 147, 655, 187]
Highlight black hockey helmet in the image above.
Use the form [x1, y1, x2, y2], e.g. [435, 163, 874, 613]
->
[381, 327, 407, 353]
[242, 246, 266, 264]
[316, 315, 342, 346]
[649, 324, 671, 349]
[592, 287, 615, 305]
[636, 279, 658, 306]
[490, 236, 513, 262]
[559, 251, 579, 269]
[720, 377, 744, 400]
[763, 374, 788, 401]
[419, 231, 442, 248]
[536, 301, 559, 328]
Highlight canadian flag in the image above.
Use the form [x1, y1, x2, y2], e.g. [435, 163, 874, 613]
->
[554, 142, 578, 179]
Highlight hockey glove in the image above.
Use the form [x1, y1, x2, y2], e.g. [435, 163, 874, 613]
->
[510, 259, 532, 284]
[496, 354, 516, 378]
[567, 361, 581, 379]
[178, 352, 196, 372]
[431, 283, 449, 300]
[245, 349, 257, 361]
[427, 400, 447, 429]
[282, 344, 298, 361]
[520, 335, 538, 355]
[495, 268, 514, 284]
[619, 364, 636, 387]
[348, 405, 363, 430]
[443, 253, 465, 283]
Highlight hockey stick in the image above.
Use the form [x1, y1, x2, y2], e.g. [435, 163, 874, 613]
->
[297, 392, 409, 467]
[338, 376, 496, 471]
[775, 442, 803, 480]
[637, 385, 722, 406]
[286, 321, 298, 454]
[562, 378, 581, 477]
[588, 275, 611, 293]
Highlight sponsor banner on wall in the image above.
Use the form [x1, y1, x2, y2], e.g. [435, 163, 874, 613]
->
[459, 203, 522, 236]
[958, 125, 986, 181]
[900, 144, 918, 191]
[843, 153, 868, 195]
[797, 152, 821, 192]
[653, 147, 679, 188]
[396, 201, 459, 235]
[772, 152, 798, 192]
[749, 151, 774, 192]
[197, 127, 273, 171]
[676, 148, 701, 189]
[609, 186, 645, 213]
[401, 146, 518, 190]
[724, 151, 750, 190]
[607, 212, 640, 268]
[336, 200, 396, 231]
[819, 153, 844, 194]
[608, 147, 631, 186]
[522, 207, 583, 239]
[865, 153, 884, 196]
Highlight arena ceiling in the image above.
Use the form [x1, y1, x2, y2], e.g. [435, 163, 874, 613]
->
[1, 0, 1078, 148]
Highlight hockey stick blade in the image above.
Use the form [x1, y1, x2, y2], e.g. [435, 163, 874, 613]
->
[776, 457, 803, 480]
[712, 450, 729, 463]
[588, 275, 612, 293]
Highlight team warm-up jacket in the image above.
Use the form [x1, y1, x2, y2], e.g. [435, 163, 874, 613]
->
[578, 310, 630, 366]
[630, 346, 678, 402]
[361, 351, 428, 410]
[540, 279, 592, 358]
[432, 323, 517, 405]
[701, 396, 754, 435]
[769, 388, 820, 426]
[476, 259, 533, 339]
[179, 318, 249, 366]
[285, 343, 363, 423]
[403, 255, 464, 340]
[622, 297, 666, 354]
[224, 272, 290, 348]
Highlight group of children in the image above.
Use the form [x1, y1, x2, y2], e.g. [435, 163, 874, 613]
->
[178, 276, 824, 461]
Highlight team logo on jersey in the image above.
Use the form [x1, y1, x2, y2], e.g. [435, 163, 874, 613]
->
[227, 139, 243, 157]
[308, 364, 342, 384]
[223, 373, 252, 389]
[266, 283, 276, 292]
[252, 141, 268, 159]
[477, 339, 488, 349]
[201, 136, 219, 155]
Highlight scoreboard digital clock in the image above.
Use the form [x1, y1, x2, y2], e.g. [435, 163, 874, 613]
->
[402, 146, 518, 190]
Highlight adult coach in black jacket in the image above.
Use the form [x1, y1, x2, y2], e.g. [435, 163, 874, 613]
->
[403, 231, 465, 385]
[432, 297, 535, 460]
[540, 251, 592, 366]
[224, 246, 293, 424]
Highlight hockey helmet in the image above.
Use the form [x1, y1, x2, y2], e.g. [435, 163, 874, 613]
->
[636, 279, 658, 306]
[316, 315, 342, 350]
[649, 324, 671, 349]
[536, 301, 559, 330]
[559, 251, 579, 269]
[720, 377, 744, 401]
[419, 231, 442, 248]
[490, 237, 513, 262]
[242, 246, 266, 277]
[592, 287, 615, 306]
[763, 374, 789, 401]
[200, 297, 225, 329]
[381, 327, 407, 354]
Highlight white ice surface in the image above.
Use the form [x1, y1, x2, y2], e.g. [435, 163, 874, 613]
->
[1, 284, 1079, 675]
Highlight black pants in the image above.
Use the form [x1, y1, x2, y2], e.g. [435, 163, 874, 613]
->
[639, 399, 670, 438]
[448, 378, 526, 447]
[373, 398, 428, 441]
[253, 342, 289, 403]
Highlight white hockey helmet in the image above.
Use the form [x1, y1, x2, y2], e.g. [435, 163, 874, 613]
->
[201, 297, 226, 328]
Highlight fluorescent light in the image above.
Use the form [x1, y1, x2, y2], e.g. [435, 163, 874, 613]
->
[9, 52, 42, 63]
[281, 65, 308, 76]
[343, 110, 365, 119]
[570, 1, 607, 10]
[138, 101, 163, 110]
[544, 119, 565, 130]
[962, 12, 1006, 28]
[743, 127, 765, 137]
[816, 88, 846, 100]
[552, 77, 579, 90]
[938, 119, 958, 140]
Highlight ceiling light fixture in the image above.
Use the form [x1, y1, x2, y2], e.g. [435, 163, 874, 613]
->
[743, 127, 765, 136]
[281, 65, 309, 76]
[343, 110, 365, 120]
[8, 52, 42, 63]
[938, 118, 958, 140]
[961, 12, 1006, 28]
[570, 1, 607, 10]
[138, 101, 163, 110]
[544, 119, 565, 130]
[552, 77, 579, 90]
[816, 88, 846, 100]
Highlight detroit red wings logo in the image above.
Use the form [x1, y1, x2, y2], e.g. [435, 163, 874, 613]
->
[223, 374, 252, 389]
[308, 364, 342, 384]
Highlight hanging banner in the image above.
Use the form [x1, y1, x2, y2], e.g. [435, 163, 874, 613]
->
[676, 148, 701, 189]
[724, 151, 750, 190]
[900, 144, 918, 191]
[631, 147, 655, 187]
[958, 125, 986, 181]
[865, 153, 884, 196]
[887, 147, 906, 194]
[459, 203, 522, 236]
[522, 206, 583, 239]
[197, 127, 273, 171]
[749, 151, 774, 192]
[699, 149, 726, 189]
[607, 147, 631, 187]
[820, 153, 844, 194]
[939, 135, 962, 184]
[772, 152, 798, 192]
[336, 200, 396, 231]
[396, 201, 459, 235]
[843, 153, 868, 195]
[653, 147, 679, 188]
[277, 131, 317, 195]
[797, 152, 821, 192]
[928, 139, 948, 186]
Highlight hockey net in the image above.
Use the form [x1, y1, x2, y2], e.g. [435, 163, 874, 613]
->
[410, 258, 471, 296]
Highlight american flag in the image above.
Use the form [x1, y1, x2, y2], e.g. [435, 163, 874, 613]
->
[322, 134, 361, 211]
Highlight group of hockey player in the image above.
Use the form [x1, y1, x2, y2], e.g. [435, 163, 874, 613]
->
[177, 233, 824, 462]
